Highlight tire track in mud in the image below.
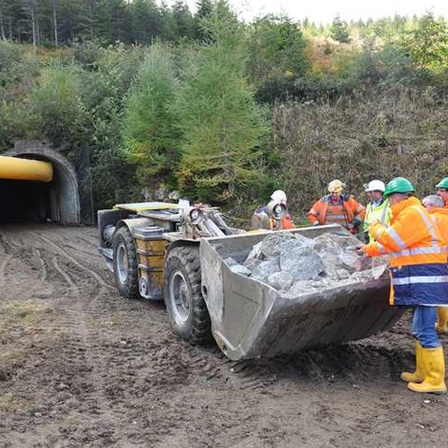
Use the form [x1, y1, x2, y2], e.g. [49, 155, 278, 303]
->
[31, 247, 48, 283]
[0, 228, 125, 419]
[180, 335, 414, 392]
[33, 233, 112, 289]
[181, 344, 275, 390]
[1, 225, 430, 448]
[0, 252, 16, 284]
[4, 226, 409, 393]
[26, 228, 187, 435]
[0, 232, 29, 292]
[0, 231, 21, 285]
[27, 232, 131, 428]
[28, 226, 413, 386]
[28, 229, 415, 393]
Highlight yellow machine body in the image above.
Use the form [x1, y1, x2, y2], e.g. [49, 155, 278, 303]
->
[134, 230, 169, 299]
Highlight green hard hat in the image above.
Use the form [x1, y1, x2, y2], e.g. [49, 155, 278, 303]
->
[383, 177, 415, 198]
[436, 177, 448, 189]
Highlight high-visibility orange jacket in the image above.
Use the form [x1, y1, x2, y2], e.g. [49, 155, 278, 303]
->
[307, 194, 365, 229]
[430, 207, 448, 257]
[277, 214, 294, 230]
[364, 197, 448, 306]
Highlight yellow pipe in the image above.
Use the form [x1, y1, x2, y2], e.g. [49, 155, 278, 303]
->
[0, 156, 53, 182]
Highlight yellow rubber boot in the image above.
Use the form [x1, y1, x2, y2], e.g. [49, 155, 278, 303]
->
[401, 341, 425, 383]
[436, 307, 448, 333]
[408, 346, 447, 394]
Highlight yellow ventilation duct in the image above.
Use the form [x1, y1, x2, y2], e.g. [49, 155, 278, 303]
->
[0, 156, 53, 183]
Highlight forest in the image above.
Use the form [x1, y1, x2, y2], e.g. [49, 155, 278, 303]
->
[1, 0, 448, 223]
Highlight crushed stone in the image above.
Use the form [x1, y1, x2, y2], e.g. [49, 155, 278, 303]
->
[229, 231, 388, 294]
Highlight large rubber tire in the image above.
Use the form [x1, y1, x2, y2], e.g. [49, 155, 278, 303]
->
[112, 226, 139, 299]
[164, 246, 212, 344]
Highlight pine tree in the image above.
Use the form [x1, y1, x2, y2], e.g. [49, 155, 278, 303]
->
[171, 0, 194, 41]
[194, 0, 213, 40]
[175, 1, 267, 202]
[121, 44, 182, 187]
[129, 0, 164, 45]
[331, 15, 351, 43]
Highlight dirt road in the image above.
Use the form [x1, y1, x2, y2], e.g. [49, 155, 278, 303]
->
[0, 225, 447, 447]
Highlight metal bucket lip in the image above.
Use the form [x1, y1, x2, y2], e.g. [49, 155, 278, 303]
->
[276, 276, 390, 300]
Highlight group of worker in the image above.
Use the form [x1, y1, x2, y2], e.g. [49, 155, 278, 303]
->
[253, 176, 448, 395]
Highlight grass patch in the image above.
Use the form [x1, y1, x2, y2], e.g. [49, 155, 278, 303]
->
[0, 349, 27, 381]
[0, 302, 53, 336]
[0, 392, 31, 413]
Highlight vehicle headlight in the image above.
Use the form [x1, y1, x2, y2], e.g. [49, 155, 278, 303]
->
[188, 207, 204, 225]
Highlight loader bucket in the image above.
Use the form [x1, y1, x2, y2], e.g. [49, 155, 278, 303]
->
[200, 225, 405, 361]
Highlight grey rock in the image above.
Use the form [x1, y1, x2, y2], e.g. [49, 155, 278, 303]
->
[336, 269, 350, 279]
[338, 251, 362, 272]
[251, 258, 280, 282]
[258, 231, 297, 259]
[267, 271, 294, 290]
[230, 264, 252, 276]
[242, 230, 386, 294]
[244, 241, 265, 270]
[224, 257, 239, 267]
[280, 241, 325, 281]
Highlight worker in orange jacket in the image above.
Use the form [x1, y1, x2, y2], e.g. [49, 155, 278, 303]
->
[422, 194, 448, 334]
[357, 178, 448, 394]
[436, 177, 448, 206]
[307, 179, 365, 233]
[251, 190, 294, 230]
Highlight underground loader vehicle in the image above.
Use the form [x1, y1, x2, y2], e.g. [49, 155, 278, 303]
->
[98, 201, 404, 361]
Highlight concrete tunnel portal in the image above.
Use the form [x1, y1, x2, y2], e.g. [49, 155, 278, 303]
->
[0, 142, 80, 225]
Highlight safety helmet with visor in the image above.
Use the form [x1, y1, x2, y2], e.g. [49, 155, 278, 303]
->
[270, 189, 287, 204]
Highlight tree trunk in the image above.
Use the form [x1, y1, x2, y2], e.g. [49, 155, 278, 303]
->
[52, 0, 58, 46]
[88, 3, 94, 40]
[31, 5, 36, 47]
[0, 8, 6, 40]
[24, 0, 38, 47]
[7, 10, 11, 40]
[35, 4, 40, 45]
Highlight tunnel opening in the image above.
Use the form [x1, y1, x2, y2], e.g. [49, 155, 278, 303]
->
[0, 179, 52, 224]
[3, 141, 81, 225]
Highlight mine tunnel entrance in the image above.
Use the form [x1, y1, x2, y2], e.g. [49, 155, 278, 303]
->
[1, 142, 80, 225]
[0, 179, 52, 224]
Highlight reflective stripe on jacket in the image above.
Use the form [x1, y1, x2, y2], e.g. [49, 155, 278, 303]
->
[363, 199, 392, 242]
[364, 197, 448, 306]
[430, 208, 448, 257]
[306, 194, 365, 229]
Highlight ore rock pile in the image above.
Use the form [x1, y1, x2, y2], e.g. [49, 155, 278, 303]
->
[225, 232, 389, 296]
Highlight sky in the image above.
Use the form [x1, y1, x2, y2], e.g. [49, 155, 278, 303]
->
[167, 0, 448, 25]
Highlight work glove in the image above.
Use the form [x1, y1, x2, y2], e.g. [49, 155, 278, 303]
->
[354, 244, 366, 255]
[347, 223, 358, 234]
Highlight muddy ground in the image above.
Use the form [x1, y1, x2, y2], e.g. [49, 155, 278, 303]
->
[0, 224, 448, 447]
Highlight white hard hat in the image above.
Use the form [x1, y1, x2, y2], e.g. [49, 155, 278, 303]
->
[364, 180, 385, 192]
[270, 189, 287, 204]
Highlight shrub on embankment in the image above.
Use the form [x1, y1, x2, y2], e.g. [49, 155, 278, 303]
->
[272, 86, 448, 220]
